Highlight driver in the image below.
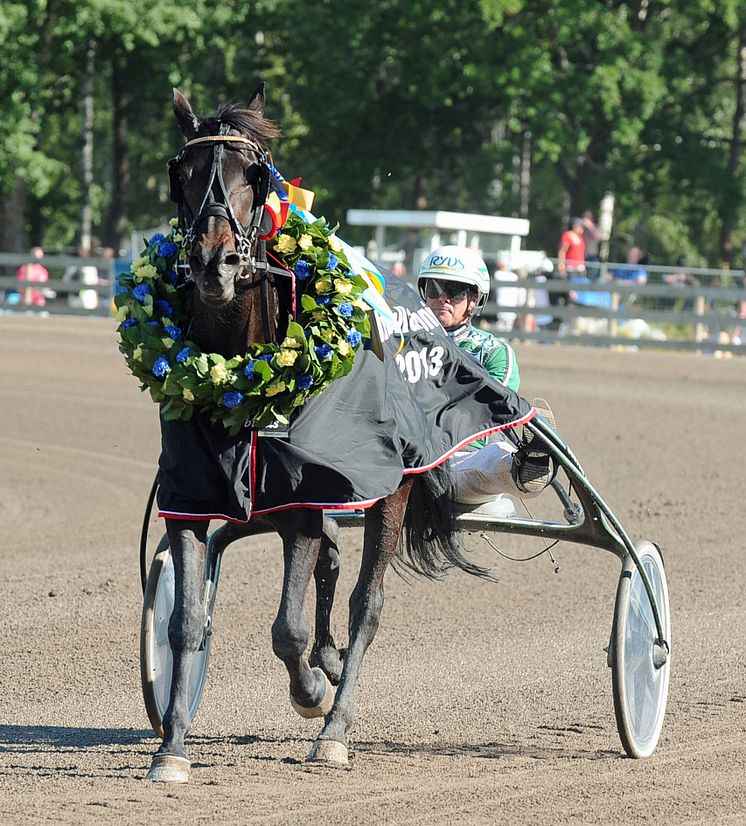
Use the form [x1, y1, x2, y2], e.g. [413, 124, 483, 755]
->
[417, 245, 556, 516]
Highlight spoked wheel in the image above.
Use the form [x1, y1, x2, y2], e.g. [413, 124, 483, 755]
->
[610, 541, 671, 758]
[140, 542, 214, 738]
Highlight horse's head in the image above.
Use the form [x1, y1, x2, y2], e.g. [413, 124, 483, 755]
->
[169, 85, 280, 305]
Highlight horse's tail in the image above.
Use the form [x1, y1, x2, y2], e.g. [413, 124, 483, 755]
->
[398, 462, 493, 581]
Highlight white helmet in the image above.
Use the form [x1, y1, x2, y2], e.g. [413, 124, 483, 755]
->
[418, 245, 490, 314]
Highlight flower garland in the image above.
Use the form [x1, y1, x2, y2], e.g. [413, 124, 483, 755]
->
[115, 211, 371, 435]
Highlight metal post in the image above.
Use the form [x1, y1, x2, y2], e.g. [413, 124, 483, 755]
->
[694, 294, 707, 344]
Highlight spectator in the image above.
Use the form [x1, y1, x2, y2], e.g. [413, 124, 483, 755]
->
[582, 210, 604, 278]
[611, 246, 648, 285]
[390, 261, 407, 278]
[15, 246, 49, 307]
[557, 217, 587, 277]
[662, 256, 699, 288]
[550, 217, 586, 329]
[63, 248, 100, 310]
[492, 259, 526, 333]
[530, 258, 554, 332]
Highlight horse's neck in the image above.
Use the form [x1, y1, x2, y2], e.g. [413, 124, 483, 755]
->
[191, 290, 276, 357]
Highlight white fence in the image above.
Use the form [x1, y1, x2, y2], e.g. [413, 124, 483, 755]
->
[0, 252, 116, 317]
[482, 261, 746, 354]
[3, 251, 745, 354]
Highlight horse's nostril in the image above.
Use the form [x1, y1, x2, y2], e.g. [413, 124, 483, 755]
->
[223, 253, 241, 268]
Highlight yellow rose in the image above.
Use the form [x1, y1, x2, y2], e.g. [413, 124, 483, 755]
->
[210, 364, 229, 384]
[328, 234, 342, 252]
[115, 306, 129, 322]
[298, 233, 313, 251]
[169, 218, 180, 228]
[337, 340, 351, 357]
[275, 234, 297, 254]
[315, 279, 332, 293]
[182, 388, 195, 401]
[265, 380, 286, 397]
[131, 257, 147, 273]
[172, 234, 183, 243]
[282, 337, 300, 349]
[137, 264, 158, 281]
[334, 279, 353, 295]
[133, 346, 143, 362]
[321, 328, 334, 342]
[353, 297, 368, 309]
[275, 349, 298, 367]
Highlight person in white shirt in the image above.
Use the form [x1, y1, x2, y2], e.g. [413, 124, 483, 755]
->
[492, 258, 526, 333]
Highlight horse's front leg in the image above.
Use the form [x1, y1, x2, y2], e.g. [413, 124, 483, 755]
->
[310, 517, 345, 685]
[273, 509, 335, 719]
[146, 519, 208, 783]
[308, 481, 413, 765]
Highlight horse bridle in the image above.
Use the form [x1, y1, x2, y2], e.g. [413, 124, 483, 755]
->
[168, 124, 274, 280]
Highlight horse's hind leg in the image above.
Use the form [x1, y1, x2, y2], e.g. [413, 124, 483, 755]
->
[273, 509, 335, 719]
[146, 519, 208, 783]
[310, 517, 344, 685]
[308, 482, 413, 765]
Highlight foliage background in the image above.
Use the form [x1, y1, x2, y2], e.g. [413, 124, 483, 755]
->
[3, 0, 746, 267]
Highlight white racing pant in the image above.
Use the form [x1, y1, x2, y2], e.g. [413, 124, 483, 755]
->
[451, 439, 539, 513]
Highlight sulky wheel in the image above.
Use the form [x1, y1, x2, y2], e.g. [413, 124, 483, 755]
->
[140, 543, 214, 738]
[610, 541, 671, 758]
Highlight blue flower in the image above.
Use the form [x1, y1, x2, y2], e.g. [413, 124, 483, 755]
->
[133, 283, 151, 303]
[297, 374, 314, 390]
[221, 391, 244, 409]
[258, 353, 274, 362]
[158, 241, 178, 258]
[326, 253, 338, 271]
[338, 302, 353, 318]
[316, 296, 331, 306]
[346, 329, 362, 348]
[149, 232, 165, 246]
[165, 325, 183, 341]
[244, 360, 257, 378]
[156, 299, 174, 317]
[146, 320, 161, 327]
[294, 260, 311, 281]
[315, 343, 333, 360]
[121, 318, 137, 329]
[176, 346, 191, 363]
[164, 269, 179, 285]
[152, 356, 170, 378]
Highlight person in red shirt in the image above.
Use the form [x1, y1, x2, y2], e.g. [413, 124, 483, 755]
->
[557, 217, 586, 276]
[547, 218, 586, 329]
[15, 246, 49, 307]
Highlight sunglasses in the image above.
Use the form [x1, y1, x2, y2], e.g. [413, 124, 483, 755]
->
[421, 278, 471, 302]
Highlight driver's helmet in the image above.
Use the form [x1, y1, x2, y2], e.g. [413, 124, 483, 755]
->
[417, 245, 490, 314]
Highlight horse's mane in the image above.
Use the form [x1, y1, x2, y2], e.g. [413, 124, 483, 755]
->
[196, 102, 280, 146]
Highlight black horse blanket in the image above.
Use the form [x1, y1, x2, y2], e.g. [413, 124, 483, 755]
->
[157, 278, 533, 521]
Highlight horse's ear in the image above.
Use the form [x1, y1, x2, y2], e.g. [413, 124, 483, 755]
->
[172, 88, 200, 138]
[247, 82, 266, 116]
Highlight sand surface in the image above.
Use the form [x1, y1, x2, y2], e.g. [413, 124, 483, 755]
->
[1, 315, 744, 824]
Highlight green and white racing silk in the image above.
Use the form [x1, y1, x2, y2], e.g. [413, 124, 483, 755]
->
[449, 323, 520, 449]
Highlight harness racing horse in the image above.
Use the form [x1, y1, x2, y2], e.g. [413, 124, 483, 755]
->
[147, 84, 491, 783]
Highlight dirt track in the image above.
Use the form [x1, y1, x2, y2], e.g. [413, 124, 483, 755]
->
[1, 314, 744, 825]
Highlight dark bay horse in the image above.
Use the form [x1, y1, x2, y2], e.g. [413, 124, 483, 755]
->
[147, 84, 486, 782]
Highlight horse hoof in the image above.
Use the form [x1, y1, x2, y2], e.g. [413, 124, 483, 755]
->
[290, 670, 335, 719]
[306, 739, 348, 765]
[145, 754, 191, 783]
